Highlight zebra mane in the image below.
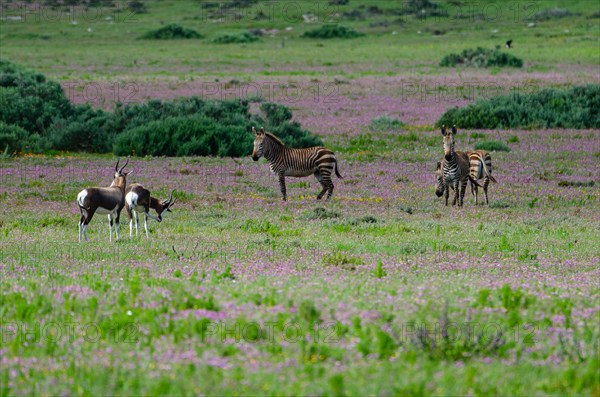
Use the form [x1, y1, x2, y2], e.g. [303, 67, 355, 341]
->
[265, 132, 285, 147]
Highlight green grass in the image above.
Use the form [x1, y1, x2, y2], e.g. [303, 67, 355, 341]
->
[0, 0, 598, 80]
[1, 1, 599, 395]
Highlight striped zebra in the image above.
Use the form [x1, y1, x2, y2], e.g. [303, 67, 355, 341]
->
[439, 125, 481, 207]
[435, 150, 497, 205]
[467, 150, 497, 205]
[251, 127, 343, 201]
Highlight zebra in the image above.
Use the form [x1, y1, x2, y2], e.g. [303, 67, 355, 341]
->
[435, 150, 497, 205]
[467, 150, 497, 205]
[439, 125, 481, 207]
[251, 127, 343, 201]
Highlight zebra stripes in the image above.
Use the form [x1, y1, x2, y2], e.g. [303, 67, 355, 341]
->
[439, 125, 481, 207]
[467, 150, 497, 205]
[251, 127, 343, 201]
[436, 150, 497, 205]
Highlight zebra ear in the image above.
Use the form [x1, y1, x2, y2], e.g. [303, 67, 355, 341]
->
[260, 127, 265, 134]
[436, 161, 441, 170]
[440, 125, 446, 135]
[252, 126, 256, 134]
[451, 125, 457, 135]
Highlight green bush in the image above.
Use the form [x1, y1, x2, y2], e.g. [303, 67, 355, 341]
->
[0, 122, 44, 153]
[141, 24, 202, 39]
[302, 25, 364, 39]
[474, 140, 511, 152]
[437, 85, 600, 129]
[213, 32, 259, 44]
[440, 47, 523, 68]
[114, 115, 251, 157]
[0, 61, 323, 156]
[370, 116, 406, 131]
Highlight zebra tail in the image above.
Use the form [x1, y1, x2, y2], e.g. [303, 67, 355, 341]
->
[335, 161, 343, 179]
[469, 175, 483, 188]
[481, 160, 497, 183]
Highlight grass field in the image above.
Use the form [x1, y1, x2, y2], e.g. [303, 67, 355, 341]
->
[1, 0, 599, 396]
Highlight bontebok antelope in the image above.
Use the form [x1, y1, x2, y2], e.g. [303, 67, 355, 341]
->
[77, 158, 132, 242]
[125, 184, 176, 238]
[251, 127, 343, 201]
[439, 125, 481, 207]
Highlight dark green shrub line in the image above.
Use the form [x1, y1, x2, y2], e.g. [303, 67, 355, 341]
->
[0, 60, 322, 156]
[213, 32, 259, 44]
[437, 85, 600, 129]
[440, 47, 523, 68]
[141, 24, 202, 40]
[302, 25, 365, 39]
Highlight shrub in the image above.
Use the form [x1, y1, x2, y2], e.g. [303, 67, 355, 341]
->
[141, 24, 202, 39]
[0, 122, 43, 153]
[127, 1, 148, 14]
[440, 47, 523, 68]
[369, 116, 405, 131]
[0, 61, 323, 156]
[302, 25, 364, 39]
[474, 140, 511, 152]
[438, 85, 600, 129]
[213, 32, 259, 44]
[114, 114, 252, 157]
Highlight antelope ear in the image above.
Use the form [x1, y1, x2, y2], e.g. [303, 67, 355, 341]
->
[452, 125, 457, 135]
[440, 125, 446, 135]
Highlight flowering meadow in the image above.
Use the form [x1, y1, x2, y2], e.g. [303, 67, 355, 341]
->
[1, 0, 600, 395]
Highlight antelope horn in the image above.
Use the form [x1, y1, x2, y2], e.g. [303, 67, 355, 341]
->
[165, 189, 176, 207]
[118, 156, 130, 173]
[115, 158, 120, 172]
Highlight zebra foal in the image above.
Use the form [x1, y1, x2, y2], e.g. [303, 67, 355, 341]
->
[251, 127, 343, 201]
[435, 150, 497, 205]
[439, 125, 481, 207]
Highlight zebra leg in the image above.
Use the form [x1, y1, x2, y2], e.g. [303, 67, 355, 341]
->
[315, 170, 327, 200]
[459, 179, 467, 207]
[278, 173, 287, 201]
[444, 182, 450, 206]
[452, 180, 459, 206]
[323, 173, 335, 201]
[144, 213, 149, 239]
[473, 184, 479, 205]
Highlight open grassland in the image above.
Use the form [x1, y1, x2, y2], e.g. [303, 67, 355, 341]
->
[1, 128, 599, 395]
[1, 0, 600, 395]
[1, 0, 599, 79]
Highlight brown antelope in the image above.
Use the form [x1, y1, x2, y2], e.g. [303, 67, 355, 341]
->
[77, 158, 132, 242]
[125, 184, 176, 238]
